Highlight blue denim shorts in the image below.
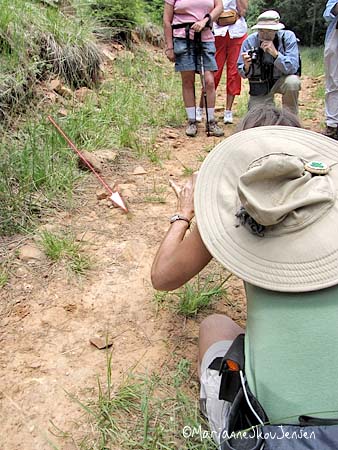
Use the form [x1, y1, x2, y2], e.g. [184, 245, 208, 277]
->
[173, 37, 217, 73]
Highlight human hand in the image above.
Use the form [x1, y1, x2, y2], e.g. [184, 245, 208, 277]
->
[242, 52, 252, 73]
[191, 17, 209, 33]
[169, 172, 198, 221]
[260, 40, 278, 58]
[165, 48, 175, 62]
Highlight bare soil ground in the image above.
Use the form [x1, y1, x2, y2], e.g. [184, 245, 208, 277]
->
[0, 45, 324, 449]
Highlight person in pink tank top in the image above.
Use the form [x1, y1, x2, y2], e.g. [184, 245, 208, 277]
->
[163, 0, 224, 137]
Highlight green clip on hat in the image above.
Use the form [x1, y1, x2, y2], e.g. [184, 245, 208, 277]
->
[194, 126, 338, 293]
[252, 10, 285, 30]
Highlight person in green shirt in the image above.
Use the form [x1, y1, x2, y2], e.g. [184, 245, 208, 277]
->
[151, 123, 338, 446]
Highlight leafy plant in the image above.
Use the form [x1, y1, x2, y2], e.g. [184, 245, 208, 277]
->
[40, 230, 91, 274]
[154, 274, 229, 317]
[174, 274, 228, 317]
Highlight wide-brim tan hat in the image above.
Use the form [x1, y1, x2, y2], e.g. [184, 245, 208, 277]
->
[252, 10, 285, 30]
[194, 126, 338, 292]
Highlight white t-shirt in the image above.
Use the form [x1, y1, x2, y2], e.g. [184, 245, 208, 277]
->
[213, 0, 247, 38]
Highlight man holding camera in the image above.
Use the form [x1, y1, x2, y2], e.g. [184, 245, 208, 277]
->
[237, 10, 301, 115]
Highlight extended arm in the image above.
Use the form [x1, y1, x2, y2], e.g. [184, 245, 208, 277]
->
[163, 2, 175, 62]
[151, 176, 212, 291]
[236, 0, 248, 17]
[273, 31, 299, 75]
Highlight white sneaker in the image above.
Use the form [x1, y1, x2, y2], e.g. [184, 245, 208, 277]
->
[196, 107, 203, 122]
[224, 110, 233, 124]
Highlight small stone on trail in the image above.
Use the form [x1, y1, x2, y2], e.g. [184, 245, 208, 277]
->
[132, 166, 147, 175]
[96, 189, 109, 200]
[166, 130, 180, 139]
[19, 245, 44, 262]
[78, 150, 103, 173]
[90, 337, 114, 350]
[29, 361, 41, 369]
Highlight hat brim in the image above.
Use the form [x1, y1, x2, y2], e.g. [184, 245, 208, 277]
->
[194, 126, 338, 292]
[252, 23, 285, 30]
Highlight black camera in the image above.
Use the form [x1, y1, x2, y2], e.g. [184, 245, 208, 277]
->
[248, 47, 259, 62]
[247, 46, 275, 97]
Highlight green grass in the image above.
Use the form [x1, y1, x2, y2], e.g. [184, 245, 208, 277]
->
[39, 230, 91, 274]
[58, 353, 218, 449]
[154, 274, 229, 317]
[0, 268, 9, 288]
[143, 195, 166, 203]
[0, 44, 184, 236]
[300, 46, 324, 78]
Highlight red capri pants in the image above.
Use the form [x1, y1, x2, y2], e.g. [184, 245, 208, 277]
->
[214, 33, 247, 96]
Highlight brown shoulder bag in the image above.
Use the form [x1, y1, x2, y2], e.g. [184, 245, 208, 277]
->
[217, 9, 239, 27]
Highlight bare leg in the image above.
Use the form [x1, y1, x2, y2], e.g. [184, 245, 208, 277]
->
[226, 94, 235, 111]
[180, 71, 196, 107]
[204, 71, 216, 108]
[198, 314, 244, 377]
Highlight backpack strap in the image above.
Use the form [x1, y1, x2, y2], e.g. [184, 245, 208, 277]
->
[171, 22, 195, 52]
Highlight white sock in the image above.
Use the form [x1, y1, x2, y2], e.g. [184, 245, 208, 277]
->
[207, 108, 215, 121]
[186, 107, 196, 121]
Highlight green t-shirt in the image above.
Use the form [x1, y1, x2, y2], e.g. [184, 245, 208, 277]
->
[244, 282, 338, 424]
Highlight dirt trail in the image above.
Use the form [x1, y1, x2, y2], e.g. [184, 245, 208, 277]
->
[0, 52, 324, 449]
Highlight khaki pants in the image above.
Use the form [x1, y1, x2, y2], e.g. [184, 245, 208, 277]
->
[248, 74, 301, 115]
[324, 27, 338, 127]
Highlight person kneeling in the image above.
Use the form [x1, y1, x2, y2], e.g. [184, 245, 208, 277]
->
[237, 10, 301, 115]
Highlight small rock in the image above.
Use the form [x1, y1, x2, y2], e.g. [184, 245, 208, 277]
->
[29, 361, 41, 369]
[102, 49, 116, 62]
[131, 31, 141, 44]
[74, 87, 97, 104]
[93, 149, 118, 162]
[58, 86, 73, 98]
[45, 91, 57, 103]
[58, 108, 68, 116]
[166, 130, 180, 139]
[96, 189, 109, 200]
[119, 183, 134, 199]
[49, 78, 61, 91]
[111, 42, 124, 51]
[132, 166, 147, 175]
[78, 151, 102, 173]
[18, 245, 44, 262]
[90, 337, 113, 350]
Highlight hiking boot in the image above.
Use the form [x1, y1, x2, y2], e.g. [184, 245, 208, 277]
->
[185, 120, 198, 137]
[207, 120, 224, 137]
[195, 107, 203, 122]
[323, 125, 338, 141]
[224, 110, 233, 124]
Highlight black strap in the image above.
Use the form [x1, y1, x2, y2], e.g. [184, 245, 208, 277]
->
[172, 22, 194, 52]
[299, 415, 338, 426]
[171, 22, 195, 30]
[208, 356, 223, 371]
[207, 334, 245, 403]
